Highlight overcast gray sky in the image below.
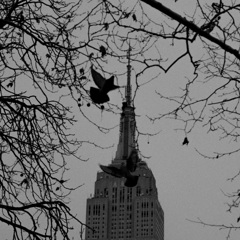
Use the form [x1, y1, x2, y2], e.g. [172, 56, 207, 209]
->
[2, 1, 240, 239]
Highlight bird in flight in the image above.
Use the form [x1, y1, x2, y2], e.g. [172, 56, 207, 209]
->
[99, 163, 139, 187]
[90, 66, 119, 104]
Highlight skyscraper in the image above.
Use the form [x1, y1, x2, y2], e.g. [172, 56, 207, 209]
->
[85, 50, 164, 240]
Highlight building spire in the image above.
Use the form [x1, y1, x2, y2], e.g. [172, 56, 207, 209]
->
[114, 47, 136, 162]
[126, 47, 132, 106]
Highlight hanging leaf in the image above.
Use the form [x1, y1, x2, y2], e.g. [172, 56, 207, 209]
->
[99, 45, 107, 57]
[132, 13, 137, 21]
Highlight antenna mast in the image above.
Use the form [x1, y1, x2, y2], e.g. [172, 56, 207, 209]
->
[126, 47, 132, 106]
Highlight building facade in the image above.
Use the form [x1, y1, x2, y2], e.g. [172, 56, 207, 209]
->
[85, 51, 164, 240]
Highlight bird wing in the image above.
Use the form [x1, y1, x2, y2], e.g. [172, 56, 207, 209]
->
[102, 76, 119, 93]
[99, 164, 123, 178]
[91, 67, 106, 90]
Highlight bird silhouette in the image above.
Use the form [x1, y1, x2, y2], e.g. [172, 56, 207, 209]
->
[90, 66, 119, 104]
[182, 137, 189, 145]
[127, 149, 140, 172]
[237, 216, 240, 223]
[91, 66, 119, 92]
[99, 164, 139, 187]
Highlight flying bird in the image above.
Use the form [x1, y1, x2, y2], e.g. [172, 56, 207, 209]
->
[99, 164, 139, 187]
[91, 66, 118, 92]
[182, 137, 189, 146]
[127, 150, 140, 172]
[90, 66, 119, 104]
[90, 87, 109, 104]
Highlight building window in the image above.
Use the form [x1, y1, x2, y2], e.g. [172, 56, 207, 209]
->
[127, 188, 132, 202]
[136, 186, 141, 196]
[88, 205, 91, 215]
[120, 187, 125, 203]
[104, 188, 108, 197]
[95, 189, 99, 197]
[112, 187, 117, 203]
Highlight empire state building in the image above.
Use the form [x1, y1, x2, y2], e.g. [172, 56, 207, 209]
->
[85, 52, 164, 240]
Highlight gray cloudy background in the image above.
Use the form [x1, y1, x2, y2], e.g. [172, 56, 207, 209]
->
[2, 0, 240, 239]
